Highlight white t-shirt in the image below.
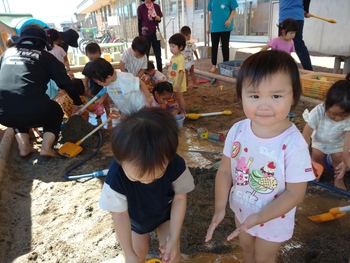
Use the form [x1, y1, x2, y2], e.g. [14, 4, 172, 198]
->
[48, 44, 66, 64]
[121, 47, 147, 77]
[223, 119, 315, 242]
[107, 71, 146, 115]
[303, 103, 350, 154]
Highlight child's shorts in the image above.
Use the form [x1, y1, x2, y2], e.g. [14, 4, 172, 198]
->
[130, 205, 171, 234]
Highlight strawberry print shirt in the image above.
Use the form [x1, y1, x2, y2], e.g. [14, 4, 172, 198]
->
[223, 119, 315, 242]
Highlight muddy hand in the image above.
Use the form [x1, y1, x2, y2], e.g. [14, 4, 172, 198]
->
[205, 212, 225, 242]
[227, 223, 248, 241]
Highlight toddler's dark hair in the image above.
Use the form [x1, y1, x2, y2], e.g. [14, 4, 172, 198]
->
[278, 18, 298, 34]
[324, 73, 350, 112]
[84, 57, 114, 82]
[111, 107, 180, 179]
[46, 28, 60, 46]
[131, 36, 149, 55]
[168, 33, 186, 51]
[152, 81, 173, 96]
[236, 50, 301, 110]
[71, 78, 85, 96]
[147, 60, 155, 71]
[180, 26, 191, 36]
[85, 42, 101, 55]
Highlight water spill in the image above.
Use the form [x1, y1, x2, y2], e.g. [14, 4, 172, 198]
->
[178, 127, 224, 169]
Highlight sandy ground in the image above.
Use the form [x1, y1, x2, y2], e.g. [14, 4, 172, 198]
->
[0, 53, 350, 263]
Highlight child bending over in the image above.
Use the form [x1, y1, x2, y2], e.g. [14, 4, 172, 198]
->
[120, 36, 149, 78]
[260, 18, 298, 54]
[180, 26, 199, 87]
[143, 60, 167, 86]
[167, 33, 187, 113]
[84, 57, 152, 115]
[82, 42, 111, 126]
[206, 50, 315, 262]
[151, 81, 173, 110]
[302, 73, 350, 190]
[99, 107, 195, 263]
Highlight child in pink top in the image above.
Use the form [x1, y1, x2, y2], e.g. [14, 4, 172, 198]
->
[205, 50, 315, 262]
[260, 18, 298, 54]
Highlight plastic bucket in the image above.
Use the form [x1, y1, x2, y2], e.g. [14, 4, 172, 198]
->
[174, 115, 185, 129]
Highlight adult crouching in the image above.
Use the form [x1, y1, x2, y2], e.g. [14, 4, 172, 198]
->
[0, 25, 83, 157]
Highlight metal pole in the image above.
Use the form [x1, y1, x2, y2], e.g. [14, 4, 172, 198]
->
[181, 0, 185, 27]
[204, 0, 207, 46]
[160, 0, 168, 59]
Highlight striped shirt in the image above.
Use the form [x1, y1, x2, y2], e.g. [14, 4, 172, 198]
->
[303, 103, 350, 154]
[121, 48, 147, 77]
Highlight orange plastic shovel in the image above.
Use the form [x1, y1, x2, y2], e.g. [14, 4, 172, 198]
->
[308, 205, 350, 223]
[309, 13, 336, 24]
[146, 259, 163, 263]
[58, 112, 119, 158]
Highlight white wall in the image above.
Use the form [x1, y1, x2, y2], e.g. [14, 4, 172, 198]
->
[304, 0, 350, 56]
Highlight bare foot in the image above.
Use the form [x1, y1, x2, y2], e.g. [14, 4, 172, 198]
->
[40, 148, 59, 158]
[334, 178, 347, 191]
[209, 66, 216, 73]
[19, 147, 37, 157]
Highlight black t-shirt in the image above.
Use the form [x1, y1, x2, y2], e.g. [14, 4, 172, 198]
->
[0, 45, 82, 115]
[105, 154, 187, 233]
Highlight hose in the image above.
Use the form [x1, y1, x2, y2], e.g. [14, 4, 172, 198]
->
[63, 130, 107, 180]
[311, 180, 350, 197]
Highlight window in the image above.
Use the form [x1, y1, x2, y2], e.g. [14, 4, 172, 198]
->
[195, 0, 204, 10]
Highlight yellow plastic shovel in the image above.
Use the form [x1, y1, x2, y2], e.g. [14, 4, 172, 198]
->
[308, 205, 350, 223]
[58, 112, 118, 158]
[309, 13, 336, 24]
[186, 110, 232, 120]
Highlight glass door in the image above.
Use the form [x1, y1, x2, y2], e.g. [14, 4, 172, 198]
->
[231, 0, 270, 42]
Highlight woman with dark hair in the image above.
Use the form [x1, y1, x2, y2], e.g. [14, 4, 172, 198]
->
[137, 0, 163, 72]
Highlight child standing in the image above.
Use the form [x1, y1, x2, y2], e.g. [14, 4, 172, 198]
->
[180, 26, 199, 87]
[205, 50, 315, 262]
[84, 57, 152, 115]
[46, 28, 74, 78]
[260, 18, 298, 54]
[120, 36, 149, 78]
[82, 42, 110, 126]
[302, 73, 350, 191]
[99, 107, 195, 263]
[167, 33, 187, 113]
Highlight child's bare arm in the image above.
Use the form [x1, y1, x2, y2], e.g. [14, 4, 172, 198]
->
[63, 55, 74, 78]
[161, 193, 187, 262]
[260, 44, 271, 52]
[205, 155, 232, 242]
[83, 76, 92, 97]
[119, 61, 126, 72]
[302, 123, 313, 146]
[194, 50, 199, 60]
[227, 181, 307, 241]
[138, 69, 145, 79]
[139, 80, 153, 105]
[111, 211, 139, 262]
[343, 131, 350, 168]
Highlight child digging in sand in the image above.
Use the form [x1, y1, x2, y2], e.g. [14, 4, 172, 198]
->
[100, 107, 194, 263]
[302, 72, 350, 191]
